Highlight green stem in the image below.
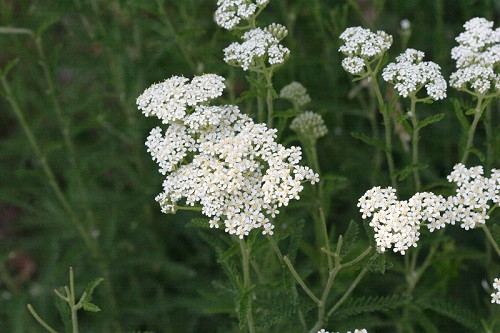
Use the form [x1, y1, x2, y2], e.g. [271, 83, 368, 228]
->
[409, 96, 421, 191]
[69, 268, 79, 333]
[481, 224, 500, 258]
[326, 256, 375, 318]
[34, 35, 96, 228]
[27, 304, 59, 333]
[239, 239, 255, 333]
[0, 71, 94, 251]
[1, 69, 122, 333]
[283, 256, 320, 304]
[264, 70, 275, 128]
[366, 62, 396, 188]
[461, 95, 484, 164]
[266, 236, 307, 330]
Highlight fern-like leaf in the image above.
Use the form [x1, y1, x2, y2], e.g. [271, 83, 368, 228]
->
[333, 294, 411, 319]
[415, 297, 482, 331]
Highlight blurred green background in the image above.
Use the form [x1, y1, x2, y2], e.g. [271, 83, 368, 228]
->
[0, 0, 499, 332]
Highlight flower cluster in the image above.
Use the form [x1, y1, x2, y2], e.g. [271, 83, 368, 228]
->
[279, 81, 311, 108]
[492, 278, 500, 304]
[224, 26, 290, 71]
[382, 48, 447, 100]
[214, 0, 270, 30]
[450, 17, 500, 94]
[137, 74, 226, 124]
[139, 74, 318, 238]
[339, 26, 393, 74]
[318, 329, 367, 333]
[358, 164, 500, 254]
[290, 111, 328, 141]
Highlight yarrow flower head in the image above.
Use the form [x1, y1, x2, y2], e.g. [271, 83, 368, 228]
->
[382, 48, 447, 100]
[224, 26, 290, 71]
[279, 81, 311, 109]
[139, 74, 319, 239]
[358, 164, 500, 254]
[492, 278, 500, 304]
[450, 17, 500, 94]
[290, 111, 328, 142]
[214, 0, 270, 30]
[339, 26, 393, 75]
[136, 74, 225, 125]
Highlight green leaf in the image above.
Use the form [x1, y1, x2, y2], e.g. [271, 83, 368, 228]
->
[465, 108, 476, 116]
[340, 220, 359, 257]
[185, 218, 211, 229]
[288, 219, 305, 263]
[365, 253, 392, 273]
[81, 277, 104, 305]
[238, 289, 251, 331]
[351, 132, 387, 151]
[82, 302, 101, 312]
[0, 58, 20, 77]
[417, 113, 445, 130]
[491, 224, 500, 245]
[333, 293, 411, 319]
[415, 297, 482, 331]
[468, 147, 485, 162]
[55, 289, 72, 333]
[451, 99, 470, 132]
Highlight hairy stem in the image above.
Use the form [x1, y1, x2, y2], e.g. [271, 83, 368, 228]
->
[409, 96, 421, 191]
[239, 239, 255, 333]
[461, 95, 484, 164]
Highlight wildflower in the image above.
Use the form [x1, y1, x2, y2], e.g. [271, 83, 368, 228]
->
[382, 48, 447, 100]
[224, 26, 290, 71]
[445, 163, 499, 230]
[279, 81, 311, 108]
[492, 278, 500, 304]
[290, 111, 328, 142]
[136, 74, 225, 124]
[139, 74, 318, 238]
[214, 0, 270, 30]
[450, 17, 500, 94]
[339, 26, 393, 75]
[359, 164, 500, 254]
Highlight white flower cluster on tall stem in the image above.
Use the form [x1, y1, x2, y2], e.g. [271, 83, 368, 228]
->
[492, 278, 500, 304]
[358, 164, 500, 254]
[138, 74, 319, 238]
[290, 111, 328, 141]
[224, 25, 290, 71]
[279, 81, 311, 108]
[450, 17, 500, 94]
[382, 48, 447, 100]
[214, 0, 270, 30]
[339, 26, 393, 75]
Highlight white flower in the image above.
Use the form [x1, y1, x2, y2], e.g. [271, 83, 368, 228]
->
[359, 164, 500, 254]
[382, 48, 447, 100]
[279, 82, 311, 108]
[137, 74, 225, 124]
[214, 0, 270, 30]
[450, 17, 500, 94]
[339, 26, 393, 75]
[492, 278, 500, 304]
[290, 111, 328, 141]
[224, 26, 290, 71]
[140, 74, 318, 238]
